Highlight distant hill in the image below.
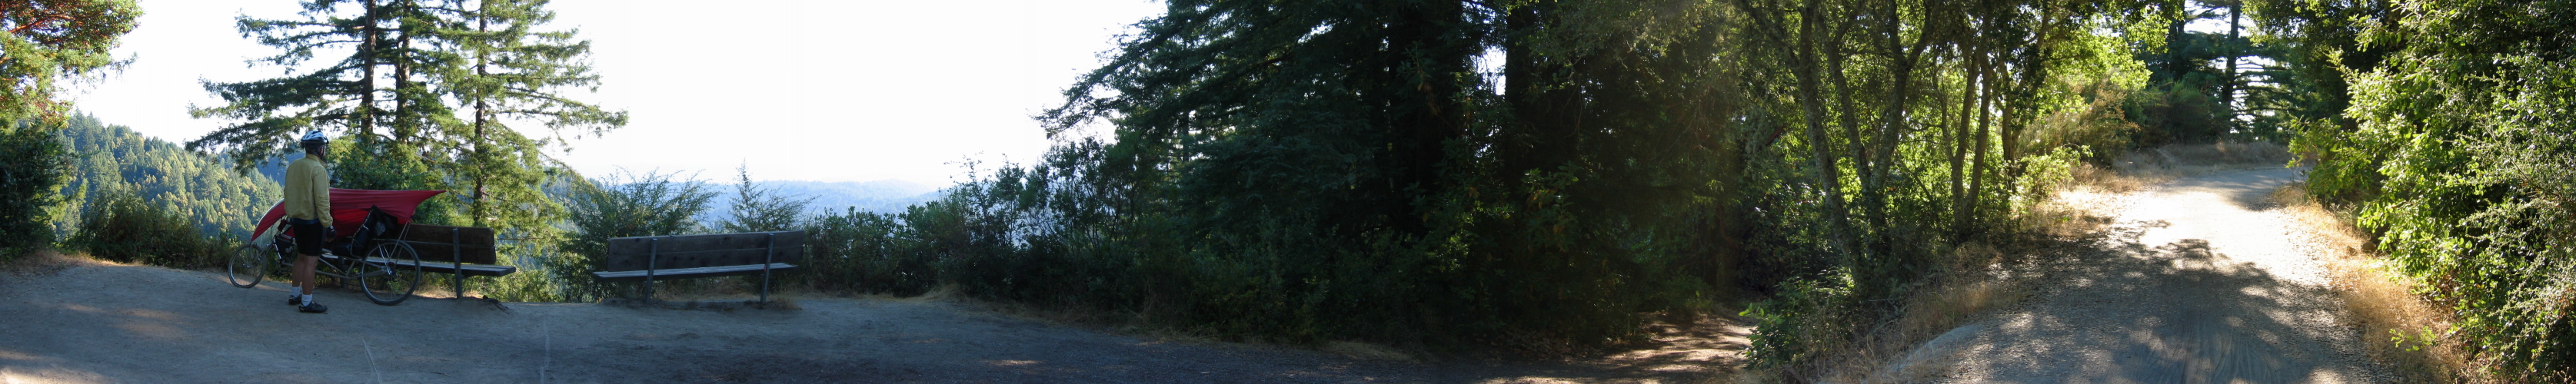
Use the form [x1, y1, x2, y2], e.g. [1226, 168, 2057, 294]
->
[700, 179, 945, 222]
[53, 114, 284, 239]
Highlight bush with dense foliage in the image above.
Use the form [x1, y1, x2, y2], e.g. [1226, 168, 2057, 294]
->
[517, 170, 717, 302]
[2285, 0, 2576, 375]
[68, 191, 231, 268]
[0, 125, 69, 258]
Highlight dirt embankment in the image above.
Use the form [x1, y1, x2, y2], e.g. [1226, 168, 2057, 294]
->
[0, 253, 1749, 383]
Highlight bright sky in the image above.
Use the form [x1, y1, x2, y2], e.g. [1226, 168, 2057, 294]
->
[68, 0, 1165, 186]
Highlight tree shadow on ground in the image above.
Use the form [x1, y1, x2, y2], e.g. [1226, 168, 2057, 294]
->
[1938, 214, 2371, 382]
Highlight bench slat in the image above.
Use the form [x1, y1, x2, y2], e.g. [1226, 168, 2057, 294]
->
[321, 250, 517, 276]
[601, 249, 790, 271]
[408, 242, 498, 265]
[414, 263, 518, 277]
[604, 231, 797, 253]
[599, 231, 804, 272]
[592, 263, 797, 281]
[399, 224, 499, 265]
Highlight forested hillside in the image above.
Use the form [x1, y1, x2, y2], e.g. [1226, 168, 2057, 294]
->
[52, 114, 281, 239]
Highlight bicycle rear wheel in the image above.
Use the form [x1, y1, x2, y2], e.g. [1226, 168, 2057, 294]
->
[225, 245, 271, 288]
[358, 241, 423, 306]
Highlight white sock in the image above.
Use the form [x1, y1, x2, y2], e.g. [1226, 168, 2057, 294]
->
[288, 291, 301, 300]
[301, 295, 315, 306]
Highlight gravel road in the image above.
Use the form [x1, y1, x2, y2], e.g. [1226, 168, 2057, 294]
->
[0, 253, 1744, 383]
[1908, 167, 2390, 382]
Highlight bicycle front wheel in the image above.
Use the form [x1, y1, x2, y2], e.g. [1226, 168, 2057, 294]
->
[358, 241, 423, 306]
[225, 245, 271, 288]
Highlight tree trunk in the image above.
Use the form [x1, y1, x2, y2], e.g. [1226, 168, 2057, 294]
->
[1871, 6, 1923, 271]
[1965, 43, 1995, 238]
[1793, 2, 1858, 260]
[2221, 1, 2241, 122]
[1950, 41, 1981, 240]
[471, 12, 491, 228]
[394, 25, 412, 144]
[1828, 15, 1876, 257]
[356, 0, 380, 138]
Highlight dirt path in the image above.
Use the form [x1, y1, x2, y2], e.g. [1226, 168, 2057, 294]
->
[1909, 167, 2389, 382]
[0, 254, 1746, 383]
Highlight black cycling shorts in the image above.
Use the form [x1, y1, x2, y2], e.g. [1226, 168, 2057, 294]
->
[290, 222, 328, 257]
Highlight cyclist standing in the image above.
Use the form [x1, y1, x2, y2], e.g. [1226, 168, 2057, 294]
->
[283, 131, 331, 313]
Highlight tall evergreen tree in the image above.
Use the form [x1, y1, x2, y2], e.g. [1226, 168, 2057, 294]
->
[193, 0, 620, 231]
[720, 165, 811, 233]
[191, 0, 471, 227]
[431, 0, 624, 233]
[191, 0, 415, 167]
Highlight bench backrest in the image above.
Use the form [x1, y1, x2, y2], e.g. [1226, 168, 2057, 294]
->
[598, 230, 804, 273]
[399, 224, 498, 265]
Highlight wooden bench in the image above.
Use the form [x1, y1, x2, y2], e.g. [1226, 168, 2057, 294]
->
[397, 224, 515, 300]
[591, 230, 803, 303]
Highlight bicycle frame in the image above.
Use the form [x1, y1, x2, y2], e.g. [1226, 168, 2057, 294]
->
[267, 207, 404, 282]
[235, 191, 437, 305]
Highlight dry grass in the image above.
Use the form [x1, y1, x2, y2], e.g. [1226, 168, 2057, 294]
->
[1, 249, 103, 277]
[2019, 184, 2128, 240]
[1729, 243, 2047, 384]
[2271, 183, 2495, 383]
[1721, 242, 2048, 383]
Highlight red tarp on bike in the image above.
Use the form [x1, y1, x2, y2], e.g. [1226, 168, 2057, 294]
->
[248, 189, 446, 241]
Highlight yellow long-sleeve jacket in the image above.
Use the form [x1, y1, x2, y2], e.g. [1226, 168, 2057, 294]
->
[284, 156, 331, 222]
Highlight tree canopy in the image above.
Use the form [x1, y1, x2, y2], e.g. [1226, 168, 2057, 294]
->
[190, 0, 621, 239]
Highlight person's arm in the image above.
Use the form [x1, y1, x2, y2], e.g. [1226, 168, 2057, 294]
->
[310, 165, 331, 228]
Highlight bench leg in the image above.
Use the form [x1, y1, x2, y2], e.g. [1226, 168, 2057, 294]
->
[644, 238, 658, 305]
[760, 233, 774, 304]
[451, 228, 465, 300]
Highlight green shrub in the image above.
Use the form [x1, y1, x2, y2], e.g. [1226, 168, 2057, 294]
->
[1742, 276, 1856, 366]
[2291, 0, 2576, 375]
[478, 239, 574, 303]
[0, 126, 69, 259]
[797, 207, 934, 295]
[68, 192, 231, 268]
[549, 170, 716, 302]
